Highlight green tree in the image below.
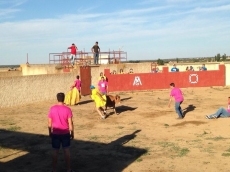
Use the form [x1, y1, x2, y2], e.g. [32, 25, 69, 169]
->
[222, 53, 227, 61]
[176, 58, 179, 63]
[157, 58, 164, 65]
[215, 53, 221, 62]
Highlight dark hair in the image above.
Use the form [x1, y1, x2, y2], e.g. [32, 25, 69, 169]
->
[96, 41, 98, 44]
[170, 83, 175, 87]
[57, 93, 65, 102]
[76, 75, 80, 79]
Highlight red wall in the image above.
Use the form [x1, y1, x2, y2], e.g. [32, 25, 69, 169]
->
[104, 65, 225, 92]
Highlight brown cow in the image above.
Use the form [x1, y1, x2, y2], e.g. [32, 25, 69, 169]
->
[104, 95, 121, 115]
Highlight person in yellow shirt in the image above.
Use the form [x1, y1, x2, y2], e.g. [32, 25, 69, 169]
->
[90, 85, 107, 119]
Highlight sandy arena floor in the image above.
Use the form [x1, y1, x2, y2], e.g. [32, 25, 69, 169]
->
[1, 87, 230, 172]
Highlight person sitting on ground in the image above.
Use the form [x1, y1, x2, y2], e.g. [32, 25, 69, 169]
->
[206, 97, 230, 119]
[171, 64, 179, 72]
[129, 68, 134, 74]
[90, 85, 107, 119]
[200, 64, 207, 71]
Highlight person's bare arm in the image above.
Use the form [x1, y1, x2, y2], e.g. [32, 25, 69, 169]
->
[48, 118, 52, 137]
[68, 117, 74, 139]
[168, 96, 172, 107]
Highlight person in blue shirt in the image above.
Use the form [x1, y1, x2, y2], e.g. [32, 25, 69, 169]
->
[200, 64, 207, 71]
[171, 64, 179, 72]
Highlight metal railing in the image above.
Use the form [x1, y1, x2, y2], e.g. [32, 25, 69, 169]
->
[49, 50, 127, 66]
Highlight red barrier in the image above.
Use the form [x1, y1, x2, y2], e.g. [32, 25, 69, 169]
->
[104, 65, 225, 92]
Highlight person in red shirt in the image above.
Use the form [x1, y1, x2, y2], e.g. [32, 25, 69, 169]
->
[68, 43, 78, 65]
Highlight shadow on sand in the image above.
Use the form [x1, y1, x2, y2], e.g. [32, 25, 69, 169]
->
[0, 129, 146, 172]
[116, 105, 137, 114]
[183, 104, 196, 118]
[121, 97, 132, 102]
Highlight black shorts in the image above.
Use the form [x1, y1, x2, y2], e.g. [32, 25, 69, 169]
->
[51, 133, 70, 149]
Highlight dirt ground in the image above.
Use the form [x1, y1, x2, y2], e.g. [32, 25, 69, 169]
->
[1, 87, 230, 172]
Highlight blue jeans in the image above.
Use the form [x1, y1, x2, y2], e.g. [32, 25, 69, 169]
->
[94, 53, 99, 64]
[175, 101, 183, 118]
[208, 108, 230, 118]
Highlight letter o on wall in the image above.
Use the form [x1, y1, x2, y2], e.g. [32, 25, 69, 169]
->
[189, 74, 198, 84]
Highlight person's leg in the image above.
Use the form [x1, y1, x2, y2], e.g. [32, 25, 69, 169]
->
[208, 108, 230, 118]
[52, 149, 59, 172]
[96, 107, 106, 119]
[51, 134, 61, 172]
[96, 53, 99, 64]
[71, 55, 75, 65]
[94, 53, 96, 64]
[61, 134, 72, 172]
[63, 148, 71, 172]
[175, 102, 183, 118]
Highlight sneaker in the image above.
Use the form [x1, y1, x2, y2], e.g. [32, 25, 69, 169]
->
[206, 115, 210, 119]
[101, 115, 106, 119]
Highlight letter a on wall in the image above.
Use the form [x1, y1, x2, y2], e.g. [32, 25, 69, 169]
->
[133, 76, 142, 86]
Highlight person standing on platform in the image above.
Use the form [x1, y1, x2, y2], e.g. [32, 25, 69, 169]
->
[91, 41, 100, 65]
[68, 43, 78, 66]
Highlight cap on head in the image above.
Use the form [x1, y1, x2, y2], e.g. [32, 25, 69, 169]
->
[90, 85, 95, 89]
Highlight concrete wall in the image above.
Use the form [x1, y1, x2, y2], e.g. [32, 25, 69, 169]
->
[1, 62, 230, 108]
[0, 72, 77, 108]
[225, 63, 230, 86]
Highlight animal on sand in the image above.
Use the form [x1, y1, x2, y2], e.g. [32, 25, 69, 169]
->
[105, 95, 121, 115]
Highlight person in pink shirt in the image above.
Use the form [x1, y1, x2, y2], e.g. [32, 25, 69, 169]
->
[206, 97, 230, 119]
[168, 83, 184, 119]
[68, 43, 78, 66]
[48, 93, 75, 172]
[73, 75, 81, 94]
[98, 76, 108, 95]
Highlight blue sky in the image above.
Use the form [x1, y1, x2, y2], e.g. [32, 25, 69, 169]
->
[0, 0, 230, 65]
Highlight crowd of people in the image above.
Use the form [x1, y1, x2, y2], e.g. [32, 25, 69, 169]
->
[47, 75, 230, 172]
[171, 64, 208, 72]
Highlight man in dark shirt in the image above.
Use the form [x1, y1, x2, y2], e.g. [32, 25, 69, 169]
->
[91, 41, 100, 65]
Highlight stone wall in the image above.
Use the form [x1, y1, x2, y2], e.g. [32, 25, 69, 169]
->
[0, 72, 77, 108]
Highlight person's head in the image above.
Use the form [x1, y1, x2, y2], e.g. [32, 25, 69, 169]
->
[76, 75, 80, 79]
[90, 85, 95, 89]
[100, 72, 103, 76]
[129, 68, 133, 73]
[120, 69, 123, 73]
[173, 64, 176, 68]
[101, 76, 105, 81]
[113, 70, 116, 74]
[57, 92, 65, 102]
[170, 83, 175, 88]
[186, 66, 189, 70]
[202, 64, 205, 67]
[72, 43, 75, 46]
[96, 41, 98, 45]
